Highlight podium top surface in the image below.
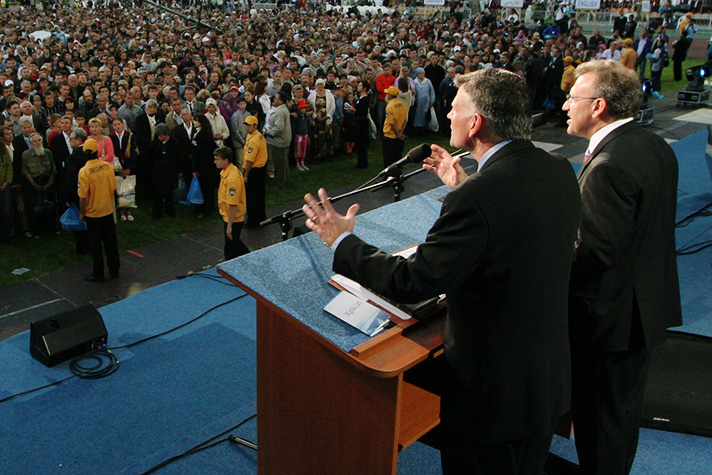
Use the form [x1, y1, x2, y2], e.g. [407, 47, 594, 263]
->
[218, 186, 449, 353]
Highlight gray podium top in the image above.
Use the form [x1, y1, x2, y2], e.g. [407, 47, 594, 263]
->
[218, 186, 450, 352]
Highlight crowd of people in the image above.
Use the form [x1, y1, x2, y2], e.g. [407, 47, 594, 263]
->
[0, 2, 688, 474]
[0, 1, 697, 245]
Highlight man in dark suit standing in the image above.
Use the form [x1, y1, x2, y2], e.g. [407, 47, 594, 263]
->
[49, 115, 74, 192]
[133, 99, 162, 198]
[563, 60, 682, 474]
[613, 12, 627, 39]
[302, 69, 581, 474]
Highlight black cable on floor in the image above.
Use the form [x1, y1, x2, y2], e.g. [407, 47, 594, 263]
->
[140, 413, 258, 474]
[1, 293, 249, 404]
[69, 348, 120, 379]
[109, 293, 248, 351]
[175, 272, 236, 287]
[0, 374, 77, 404]
[677, 240, 712, 255]
[676, 207, 712, 228]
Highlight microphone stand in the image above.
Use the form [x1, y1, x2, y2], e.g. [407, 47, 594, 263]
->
[260, 166, 427, 240]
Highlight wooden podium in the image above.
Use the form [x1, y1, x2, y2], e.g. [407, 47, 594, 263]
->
[219, 267, 445, 474]
[217, 189, 451, 474]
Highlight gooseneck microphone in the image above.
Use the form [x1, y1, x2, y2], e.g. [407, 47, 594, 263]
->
[377, 143, 433, 178]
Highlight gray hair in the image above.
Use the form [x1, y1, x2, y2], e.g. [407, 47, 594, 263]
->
[18, 116, 33, 127]
[71, 127, 87, 141]
[154, 123, 170, 136]
[454, 68, 532, 141]
[573, 60, 642, 120]
[146, 99, 159, 108]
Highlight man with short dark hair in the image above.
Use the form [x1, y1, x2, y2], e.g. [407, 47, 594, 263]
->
[214, 146, 249, 259]
[303, 69, 581, 474]
[263, 91, 291, 190]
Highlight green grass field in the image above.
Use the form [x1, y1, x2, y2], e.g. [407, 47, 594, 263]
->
[0, 132, 451, 286]
[0, 62, 704, 286]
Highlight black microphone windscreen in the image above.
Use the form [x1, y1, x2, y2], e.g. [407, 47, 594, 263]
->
[407, 144, 432, 164]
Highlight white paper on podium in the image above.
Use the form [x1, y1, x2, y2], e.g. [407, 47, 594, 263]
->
[324, 291, 391, 336]
[331, 274, 412, 321]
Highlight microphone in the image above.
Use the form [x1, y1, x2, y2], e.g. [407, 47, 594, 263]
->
[377, 144, 432, 177]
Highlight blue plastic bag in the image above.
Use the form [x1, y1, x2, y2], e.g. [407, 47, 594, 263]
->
[542, 94, 556, 111]
[174, 176, 188, 204]
[60, 205, 87, 231]
[186, 175, 204, 205]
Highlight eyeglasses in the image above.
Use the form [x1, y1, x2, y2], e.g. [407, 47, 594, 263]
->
[565, 94, 598, 104]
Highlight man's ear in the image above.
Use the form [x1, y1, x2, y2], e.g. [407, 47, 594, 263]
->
[468, 113, 484, 140]
[591, 97, 608, 121]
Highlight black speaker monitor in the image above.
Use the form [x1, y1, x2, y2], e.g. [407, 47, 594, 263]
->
[29, 304, 108, 367]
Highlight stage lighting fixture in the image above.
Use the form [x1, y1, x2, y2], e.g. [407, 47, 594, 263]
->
[637, 79, 655, 125]
[678, 62, 711, 106]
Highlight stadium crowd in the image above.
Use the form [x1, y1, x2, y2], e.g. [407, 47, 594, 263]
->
[0, 0, 689, 242]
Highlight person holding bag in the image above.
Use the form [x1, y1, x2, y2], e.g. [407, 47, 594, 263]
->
[61, 128, 91, 254]
[110, 118, 138, 221]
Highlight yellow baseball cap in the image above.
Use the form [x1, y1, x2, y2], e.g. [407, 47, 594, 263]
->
[83, 138, 98, 154]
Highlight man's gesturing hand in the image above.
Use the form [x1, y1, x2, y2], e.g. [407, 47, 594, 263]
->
[302, 188, 360, 247]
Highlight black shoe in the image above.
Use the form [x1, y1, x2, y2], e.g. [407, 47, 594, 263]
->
[84, 274, 105, 283]
[108, 270, 120, 280]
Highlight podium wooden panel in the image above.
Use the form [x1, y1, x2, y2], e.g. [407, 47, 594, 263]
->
[220, 270, 444, 475]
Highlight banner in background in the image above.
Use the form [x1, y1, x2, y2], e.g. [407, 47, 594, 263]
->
[501, 0, 525, 7]
[575, 0, 601, 9]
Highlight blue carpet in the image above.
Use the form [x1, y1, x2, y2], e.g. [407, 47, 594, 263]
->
[551, 428, 712, 474]
[676, 212, 712, 338]
[670, 129, 712, 223]
[0, 271, 251, 400]
[0, 321, 257, 474]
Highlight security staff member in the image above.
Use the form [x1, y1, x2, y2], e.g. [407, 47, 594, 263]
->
[382, 85, 408, 168]
[242, 115, 268, 228]
[78, 138, 120, 282]
[215, 146, 249, 260]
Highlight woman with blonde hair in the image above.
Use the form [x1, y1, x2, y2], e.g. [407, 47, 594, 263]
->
[88, 118, 115, 164]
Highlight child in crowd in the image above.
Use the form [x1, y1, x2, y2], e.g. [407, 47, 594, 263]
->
[294, 100, 311, 171]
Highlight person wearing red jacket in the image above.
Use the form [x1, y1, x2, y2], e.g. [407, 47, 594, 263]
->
[374, 64, 395, 135]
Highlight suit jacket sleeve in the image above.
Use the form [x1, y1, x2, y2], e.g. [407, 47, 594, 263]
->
[334, 185, 487, 303]
[574, 159, 638, 272]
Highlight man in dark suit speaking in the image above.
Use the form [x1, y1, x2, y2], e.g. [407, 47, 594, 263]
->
[563, 60, 682, 474]
[302, 69, 581, 474]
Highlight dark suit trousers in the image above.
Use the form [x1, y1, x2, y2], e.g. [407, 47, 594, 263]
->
[382, 137, 404, 169]
[152, 177, 175, 219]
[85, 214, 120, 278]
[245, 166, 266, 227]
[439, 361, 556, 475]
[571, 344, 652, 475]
[223, 221, 250, 260]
